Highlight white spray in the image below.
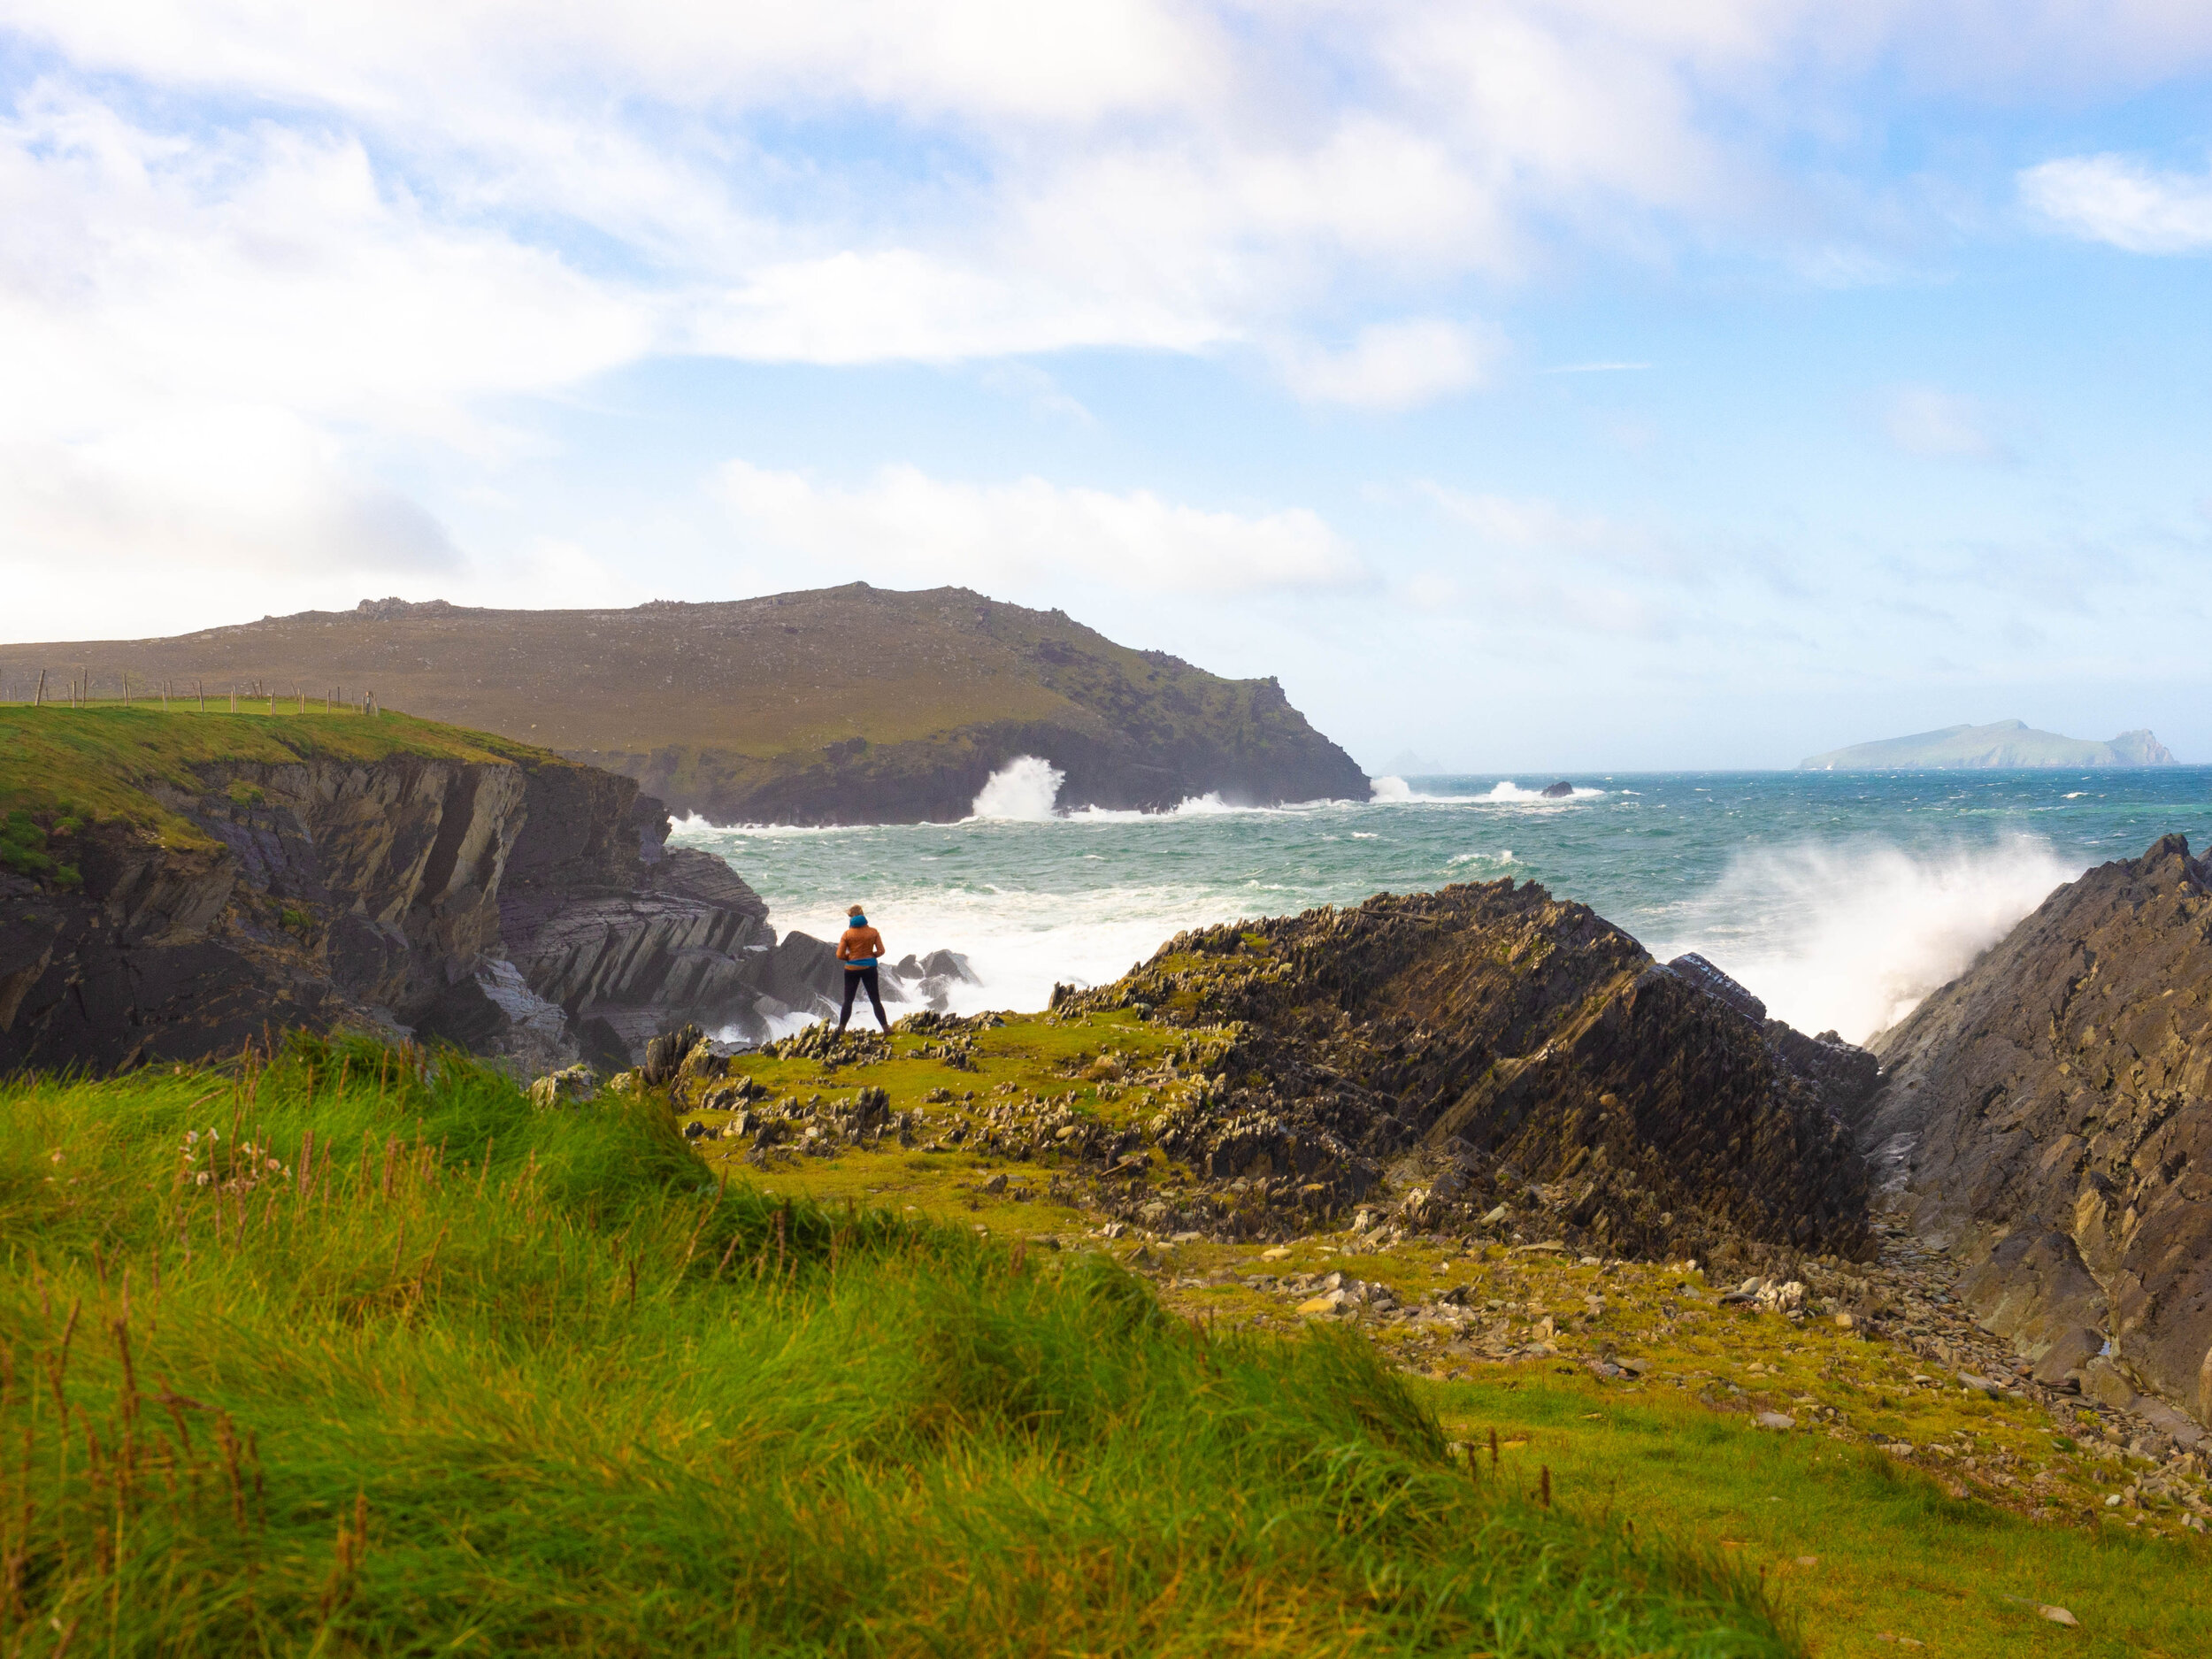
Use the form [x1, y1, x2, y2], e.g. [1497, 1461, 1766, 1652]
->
[969, 756, 1064, 821]
[1651, 837, 2078, 1043]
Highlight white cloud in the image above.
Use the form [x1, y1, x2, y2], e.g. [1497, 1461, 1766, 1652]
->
[2020, 154, 2212, 253]
[1276, 319, 1500, 409]
[8, 0, 2212, 625]
[0, 86, 657, 614]
[1884, 386, 2007, 461]
[1419, 484, 1699, 580]
[712, 461, 1365, 596]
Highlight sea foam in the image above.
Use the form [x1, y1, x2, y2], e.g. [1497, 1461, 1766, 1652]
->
[968, 755, 1064, 821]
[1372, 776, 1601, 805]
[1651, 836, 2077, 1044]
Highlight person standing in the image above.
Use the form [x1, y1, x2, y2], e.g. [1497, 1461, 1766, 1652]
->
[836, 904, 890, 1034]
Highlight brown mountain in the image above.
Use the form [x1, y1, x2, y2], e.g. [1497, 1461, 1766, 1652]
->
[0, 585, 1368, 825]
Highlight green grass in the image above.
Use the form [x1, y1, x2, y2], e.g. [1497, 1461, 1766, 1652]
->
[659, 1010, 2212, 1653]
[0, 703, 572, 854]
[1425, 1377, 2209, 1658]
[0, 1035, 1799, 1655]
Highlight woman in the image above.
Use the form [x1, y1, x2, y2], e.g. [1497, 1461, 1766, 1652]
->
[836, 904, 891, 1035]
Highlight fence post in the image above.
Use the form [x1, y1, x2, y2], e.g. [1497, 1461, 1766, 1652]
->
[231, 684, 237, 714]
[34, 669, 45, 708]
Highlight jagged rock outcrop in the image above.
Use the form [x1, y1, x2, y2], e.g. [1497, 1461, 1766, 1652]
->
[1064, 880, 1878, 1260]
[1863, 833, 2212, 1429]
[0, 741, 920, 1074]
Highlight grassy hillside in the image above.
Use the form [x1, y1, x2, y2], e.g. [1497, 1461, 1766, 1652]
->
[0, 1035, 1796, 1655]
[651, 1003, 2211, 1656]
[0, 585, 1368, 822]
[0, 703, 565, 884]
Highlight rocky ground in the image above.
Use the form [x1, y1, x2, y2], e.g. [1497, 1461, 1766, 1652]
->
[606, 988, 2210, 1551]
[1123, 1212, 2210, 1541]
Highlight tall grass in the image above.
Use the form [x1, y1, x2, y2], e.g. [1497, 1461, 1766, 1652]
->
[0, 1035, 1797, 1655]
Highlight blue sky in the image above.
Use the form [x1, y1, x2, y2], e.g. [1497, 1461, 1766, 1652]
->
[4, 2, 2210, 771]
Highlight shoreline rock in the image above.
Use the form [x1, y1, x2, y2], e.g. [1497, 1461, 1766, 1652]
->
[1057, 880, 1878, 1262]
[0, 744, 967, 1074]
[1863, 832, 2212, 1430]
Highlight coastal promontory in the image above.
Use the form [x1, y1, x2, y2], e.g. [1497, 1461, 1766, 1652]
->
[0, 585, 1369, 825]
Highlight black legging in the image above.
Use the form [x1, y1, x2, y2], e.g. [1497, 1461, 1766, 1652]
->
[839, 965, 887, 1032]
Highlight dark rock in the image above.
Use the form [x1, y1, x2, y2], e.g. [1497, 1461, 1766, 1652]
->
[1863, 833, 2212, 1427]
[918, 948, 980, 984]
[1069, 880, 1875, 1260]
[414, 959, 577, 1076]
[642, 1023, 703, 1087]
[1, 753, 534, 1072]
[1665, 952, 1767, 1025]
[1540, 780, 1575, 798]
[0, 738, 833, 1076]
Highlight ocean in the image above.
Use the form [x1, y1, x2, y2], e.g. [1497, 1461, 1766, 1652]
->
[671, 762, 2212, 1047]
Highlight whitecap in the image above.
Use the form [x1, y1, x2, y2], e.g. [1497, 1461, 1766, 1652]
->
[968, 755, 1064, 821]
[1372, 778, 1603, 805]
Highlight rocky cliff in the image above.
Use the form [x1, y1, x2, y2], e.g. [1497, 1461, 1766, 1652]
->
[1063, 880, 1878, 1262]
[0, 710, 952, 1074]
[1862, 833, 2212, 1432]
[0, 585, 1370, 824]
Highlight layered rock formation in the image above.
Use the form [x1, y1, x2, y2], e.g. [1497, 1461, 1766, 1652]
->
[0, 585, 1369, 824]
[0, 735, 953, 1074]
[1863, 833, 2212, 1430]
[1064, 880, 1878, 1260]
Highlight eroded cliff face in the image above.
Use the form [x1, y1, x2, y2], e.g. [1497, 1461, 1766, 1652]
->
[3, 756, 527, 1071]
[0, 749, 868, 1074]
[1067, 880, 1877, 1261]
[1863, 833, 2212, 1429]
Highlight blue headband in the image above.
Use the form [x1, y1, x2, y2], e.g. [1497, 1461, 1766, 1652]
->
[849, 913, 867, 926]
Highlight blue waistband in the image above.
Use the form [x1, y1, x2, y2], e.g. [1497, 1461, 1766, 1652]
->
[846, 958, 877, 970]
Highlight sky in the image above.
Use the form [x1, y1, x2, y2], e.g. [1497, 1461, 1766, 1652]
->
[4, 2, 2211, 772]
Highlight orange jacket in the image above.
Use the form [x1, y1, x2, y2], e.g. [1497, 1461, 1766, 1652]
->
[838, 925, 884, 967]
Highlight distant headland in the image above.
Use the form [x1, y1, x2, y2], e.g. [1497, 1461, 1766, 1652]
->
[0, 584, 1369, 825]
[1798, 719, 2177, 771]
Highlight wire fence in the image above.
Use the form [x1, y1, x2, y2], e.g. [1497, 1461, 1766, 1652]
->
[1, 670, 384, 716]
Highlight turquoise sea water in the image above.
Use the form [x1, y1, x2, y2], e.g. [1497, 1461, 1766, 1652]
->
[672, 766, 2212, 1044]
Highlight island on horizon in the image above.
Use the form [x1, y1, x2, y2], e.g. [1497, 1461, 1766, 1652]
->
[1799, 718, 2177, 771]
